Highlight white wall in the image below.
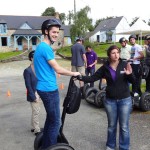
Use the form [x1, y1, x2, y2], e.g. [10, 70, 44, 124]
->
[89, 31, 100, 42]
[115, 17, 130, 42]
[89, 17, 131, 43]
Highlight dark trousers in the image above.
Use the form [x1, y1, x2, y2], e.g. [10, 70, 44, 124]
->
[85, 68, 95, 87]
[145, 69, 150, 92]
[131, 64, 142, 96]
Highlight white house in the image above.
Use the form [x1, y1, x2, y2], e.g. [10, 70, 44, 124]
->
[86, 16, 130, 43]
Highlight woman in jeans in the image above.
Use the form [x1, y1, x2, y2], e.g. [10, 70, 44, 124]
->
[77, 45, 135, 150]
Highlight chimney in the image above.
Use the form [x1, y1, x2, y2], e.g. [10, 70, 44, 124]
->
[55, 12, 60, 19]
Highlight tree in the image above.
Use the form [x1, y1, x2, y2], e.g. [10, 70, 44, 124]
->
[41, 7, 56, 16]
[70, 6, 93, 42]
[42, 7, 66, 24]
[67, 10, 74, 25]
[59, 13, 66, 25]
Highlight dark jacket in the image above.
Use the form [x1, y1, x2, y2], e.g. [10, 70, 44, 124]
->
[82, 59, 135, 100]
[23, 66, 37, 102]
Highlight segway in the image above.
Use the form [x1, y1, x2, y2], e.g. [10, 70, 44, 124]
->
[84, 78, 106, 107]
[94, 90, 106, 108]
[140, 92, 150, 111]
[131, 58, 150, 112]
[82, 83, 90, 98]
[84, 86, 99, 105]
[34, 77, 81, 150]
[138, 58, 150, 111]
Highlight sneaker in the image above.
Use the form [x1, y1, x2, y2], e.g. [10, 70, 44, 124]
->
[35, 132, 41, 136]
[134, 92, 139, 97]
[106, 146, 114, 150]
[31, 128, 43, 133]
[31, 129, 34, 132]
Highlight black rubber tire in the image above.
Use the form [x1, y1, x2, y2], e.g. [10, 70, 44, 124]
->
[98, 78, 107, 90]
[83, 83, 90, 98]
[94, 90, 106, 108]
[140, 92, 150, 112]
[85, 87, 98, 104]
[34, 132, 43, 150]
[46, 143, 74, 150]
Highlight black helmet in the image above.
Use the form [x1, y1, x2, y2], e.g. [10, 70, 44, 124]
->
[145, 34, 150, 40]
[129, 35, 136, 41]
[119, 37, 127, 43]
[41, 19, 61, 34]
[28, 51, 35, 61]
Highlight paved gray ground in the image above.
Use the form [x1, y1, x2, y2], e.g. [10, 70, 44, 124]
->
[0, 60, 150, 150]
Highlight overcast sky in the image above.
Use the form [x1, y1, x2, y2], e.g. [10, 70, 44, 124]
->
[1, 0, 150, 24]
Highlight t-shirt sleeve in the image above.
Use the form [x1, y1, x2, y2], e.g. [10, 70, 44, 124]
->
[137, 45, 143, 52]
[94, 52, 98, 60]
[81, 45, 86, 54]
[43, 46, 54, 61]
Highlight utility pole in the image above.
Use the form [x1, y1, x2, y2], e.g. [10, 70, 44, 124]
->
[74, 0, 77, 24]
[74, 0, 76, 15]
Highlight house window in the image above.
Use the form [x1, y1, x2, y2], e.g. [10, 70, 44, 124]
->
[1, 37, 7, 46]
[0, 24, 7, 33]
[32, 37, 36, 45]
[17, 38, 22, 45]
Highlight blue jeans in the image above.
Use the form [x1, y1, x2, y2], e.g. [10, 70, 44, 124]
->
[103, 97, 132, 150]
[37, 89, 61, 149]
[85, 68, 95, 87]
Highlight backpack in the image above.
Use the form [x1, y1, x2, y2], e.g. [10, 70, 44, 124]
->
[63, 77, 81, 114]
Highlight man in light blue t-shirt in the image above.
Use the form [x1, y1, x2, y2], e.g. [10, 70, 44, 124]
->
[34, 19, 80, 149]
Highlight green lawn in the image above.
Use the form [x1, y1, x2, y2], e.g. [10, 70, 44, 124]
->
[57, 42, 121, 57]
[0, 51, 23, 60]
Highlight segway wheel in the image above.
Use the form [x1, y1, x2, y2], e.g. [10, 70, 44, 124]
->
[83, 83, 90, 98]
[85, 87, 98, 104]
[94, 90, 106, 108]
[34, 132, 43, 150]
[46, 143, 74, 150]
[140, 92, 150, 112]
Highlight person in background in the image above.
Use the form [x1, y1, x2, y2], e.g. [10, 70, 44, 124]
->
[144, 34, 150, 92]
[23, 51, 41, 136]
[85, 45, 97, 87]
[77, 45, 135, 150]
[119, 37, 131, 60]
[34, 19, 80, 149]
[129, 35, 144, 96]
[71, 37, 87, 97]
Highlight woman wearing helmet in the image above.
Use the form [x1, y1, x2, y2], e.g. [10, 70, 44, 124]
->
[34, 19, 80, 149]
[77, 45, 135, 150]
[23, 50, 41, 136]
[119, 37, 132, 60]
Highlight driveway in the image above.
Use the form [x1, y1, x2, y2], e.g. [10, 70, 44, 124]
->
[0, 60, 149, 150]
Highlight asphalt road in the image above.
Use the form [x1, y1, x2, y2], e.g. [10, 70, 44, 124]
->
[0, 60, 150, 150]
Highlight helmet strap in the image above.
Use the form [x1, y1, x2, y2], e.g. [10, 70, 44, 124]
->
[47, 32, 54, 45]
